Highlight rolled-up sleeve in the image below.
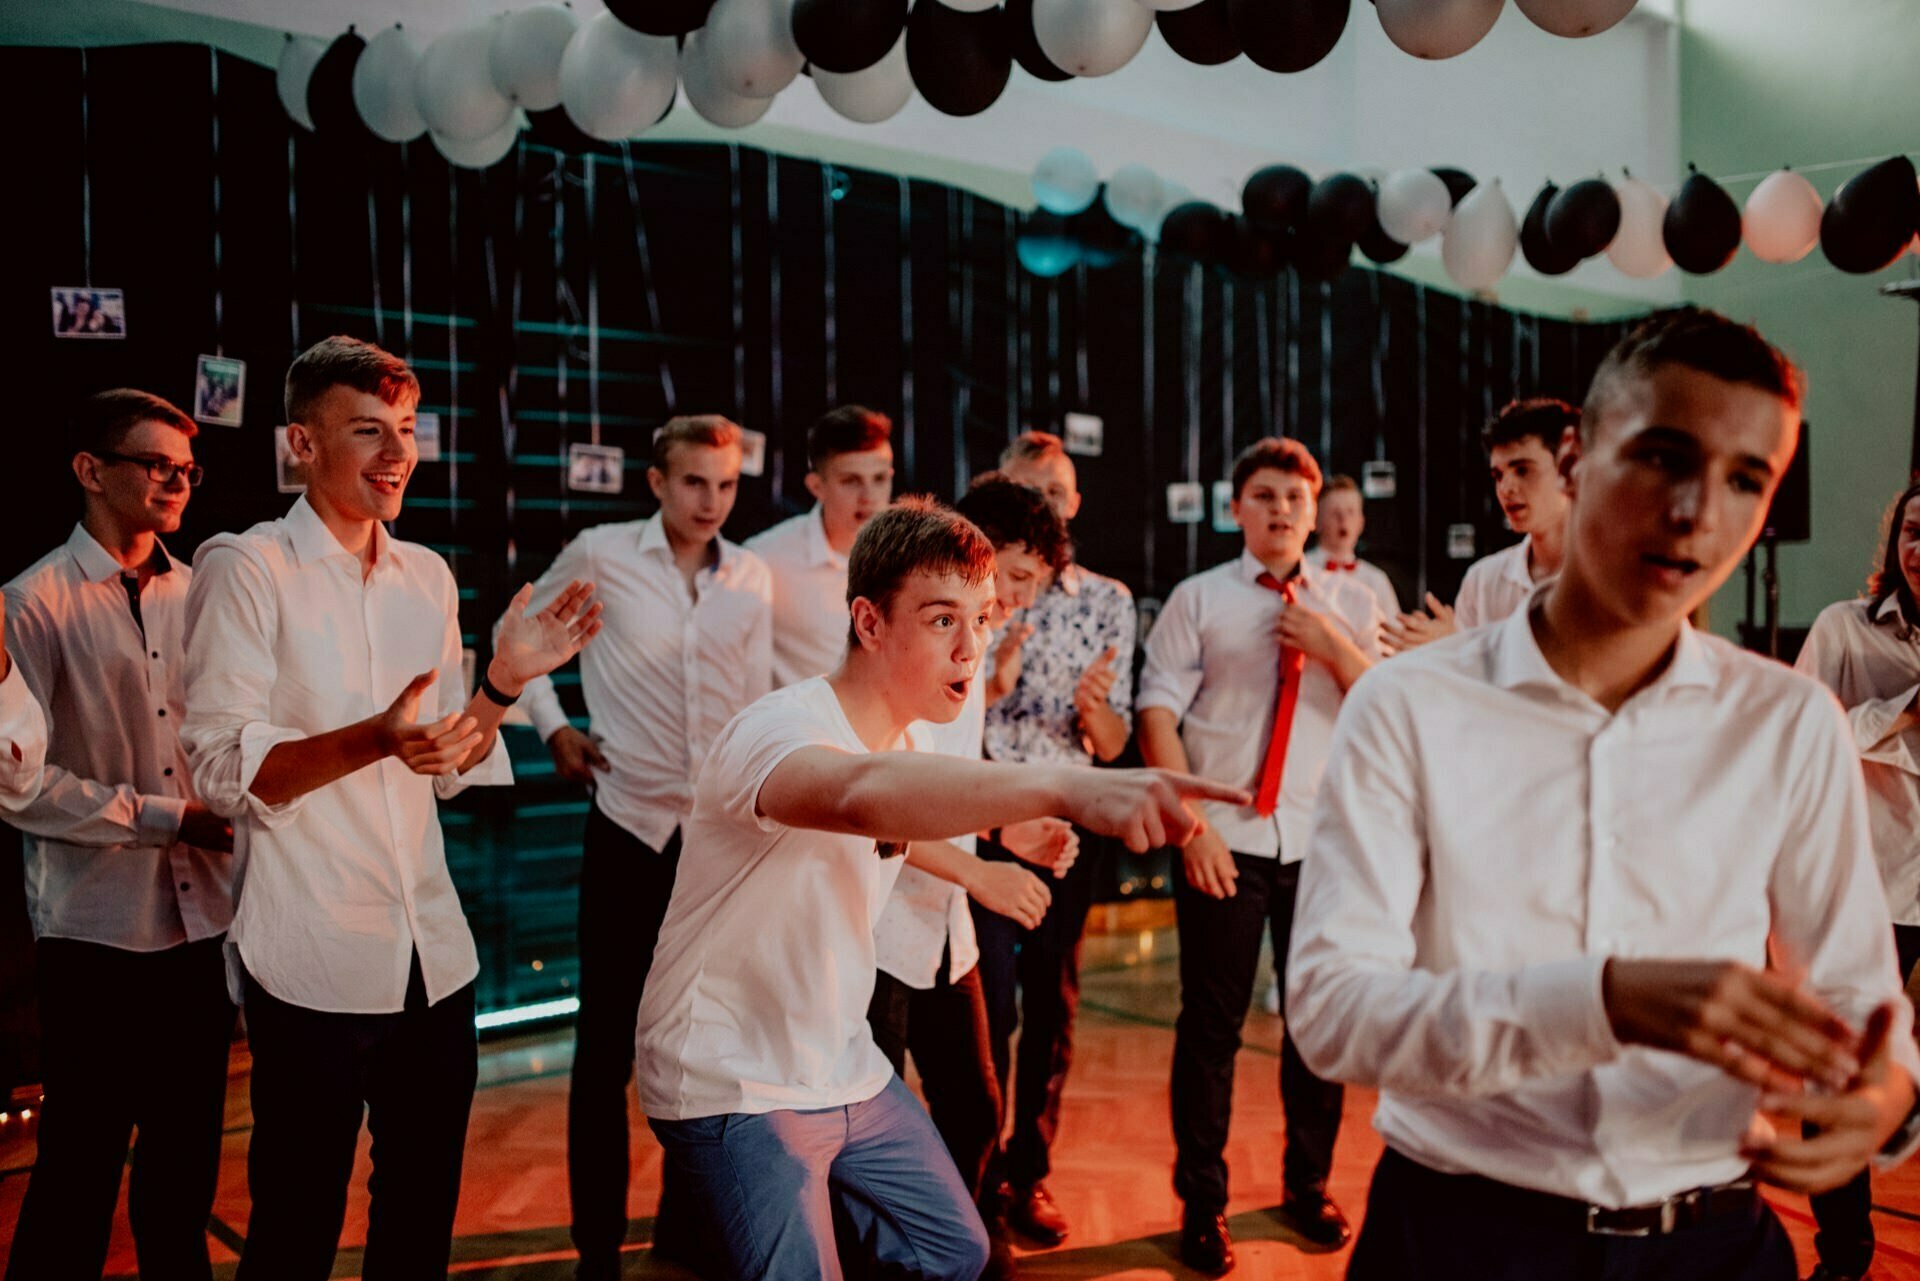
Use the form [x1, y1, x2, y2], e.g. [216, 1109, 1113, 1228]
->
[440, 568, 512, 797]
[1286, 675, 1622, 1098]
[181, 543, 308, 825]
[1135, 582, 1202, 721]
[0, 660, 47, 811]
[504, 533, 595, 745]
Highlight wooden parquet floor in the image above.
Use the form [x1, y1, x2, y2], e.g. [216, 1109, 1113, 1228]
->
[8, 925, 1920, 1278]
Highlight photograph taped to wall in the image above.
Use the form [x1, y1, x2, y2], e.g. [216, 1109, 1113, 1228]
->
[567, 443, 625, 494]
[51, 287, 125, 339]
[1063, 412, 1104, 457]
[1167, 481, 1204, 524]
[193, 355, 245, 427]
[414, 411, 442, 462]
[1211, 480, 1236, 533]
[274, 426, 306, 494]
[1447, 523, 1477, 560]
[739, 428, 766, 478]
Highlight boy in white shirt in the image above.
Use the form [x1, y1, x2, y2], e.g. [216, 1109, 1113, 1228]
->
[1384, 398, 1576, 650]
[636, 497, 1242, 1281]
[747, 405, 894, 687]
[183, 336, 603, 1281]
[1138, 437, 1384, 1274]
[1307, 473, 1400, 622]
[1290, 309, 1920, 1281]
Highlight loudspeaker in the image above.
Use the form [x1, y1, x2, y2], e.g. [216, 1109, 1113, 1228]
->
[1764, 418, 1811, 543]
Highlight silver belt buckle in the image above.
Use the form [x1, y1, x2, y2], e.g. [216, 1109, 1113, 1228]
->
[1585, 1199, 1677, 1237]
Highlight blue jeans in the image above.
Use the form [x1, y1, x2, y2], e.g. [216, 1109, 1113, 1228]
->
[649, 1075, 989, 1281]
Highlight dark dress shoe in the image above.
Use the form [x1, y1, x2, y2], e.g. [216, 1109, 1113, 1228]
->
[1277, 1191, 1352, 1248]
[1008, 1182, 1069, 1247]
[1179, 1208, 1235, 1276]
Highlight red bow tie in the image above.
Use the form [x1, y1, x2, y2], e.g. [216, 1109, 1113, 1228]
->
[1324, 560, 1357, 572]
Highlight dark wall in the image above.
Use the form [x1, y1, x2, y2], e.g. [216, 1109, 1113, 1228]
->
[0, 42, 1634, 1032]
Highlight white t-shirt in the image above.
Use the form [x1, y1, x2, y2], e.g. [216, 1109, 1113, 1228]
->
[875, 679, 984, 989]
[636, 676, 924, 1120]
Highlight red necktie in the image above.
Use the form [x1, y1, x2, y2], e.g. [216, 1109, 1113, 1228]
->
[1254, 572, 1306, 818]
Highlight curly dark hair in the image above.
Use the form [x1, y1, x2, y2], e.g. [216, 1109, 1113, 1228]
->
[956, 472, 1072, 575]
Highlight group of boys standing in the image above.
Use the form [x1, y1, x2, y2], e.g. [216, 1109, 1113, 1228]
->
[7, 304, 1920, 1281]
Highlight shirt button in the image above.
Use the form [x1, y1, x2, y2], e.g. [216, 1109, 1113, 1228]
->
[164, 768, 174, 777]
[151, 651, 160, 659]
[157, 709, 167, 717]
[179, 882, 191, 892]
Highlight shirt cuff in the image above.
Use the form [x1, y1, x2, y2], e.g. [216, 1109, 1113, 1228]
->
[137, 793, 189, 846]
[0, 660, 45, 767]
[1515, 953, 1622, 1066]
[449, 731, 514, 789]
[237, 721, 311, 826]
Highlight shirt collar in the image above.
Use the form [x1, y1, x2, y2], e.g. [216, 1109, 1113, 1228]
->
[805, 506, 847, 569]
[1501, 535, 1537, 588]
[1875, 594, 1911, 627]
[65, 523, 174, 584]
[639, 513, 732, 571]
[286, 494, 392, 573]
[1489, 583, 1716, 698]
[1053, 563, 1084, 597]
[1236, 549, 1315, 593]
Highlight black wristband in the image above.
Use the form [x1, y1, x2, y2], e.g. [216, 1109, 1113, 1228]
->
[478, 668, 520, 707]
[989, 827, 1004, 849]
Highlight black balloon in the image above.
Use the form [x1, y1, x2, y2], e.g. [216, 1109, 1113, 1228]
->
[1160, 201, 1234, 263]
[1545, 178, 1621, 259]
[1662, 169, 1742, 275]
[907, 2, 1012, 117]
[1006, 0, 1073, 81]
[1068, 187, 1140, 269]
[1158, 0, 1241, 65]
[1242, 164, 1312, 234]
[1224, 216, 1286, 278]
[792, 0, 908, 74]
[1291, 224, 1353, 283]
[1431, 166, 1476, 207]
[606, 0, 716, 35]
[1357, 199, 1409, 265]
[526, 106, 602, 152]
[1308, 172, 1374, 240]
[307, 29, 369, 140]
[1820, 155, 1920, 275]
[1520, 182, 1580, 276]
[1228, 0, 1349, 73]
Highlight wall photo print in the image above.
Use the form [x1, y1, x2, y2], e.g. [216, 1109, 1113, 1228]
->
[567, 443, 625, 494]
[51, 287, 125, 339]
[193, 355, 246, 426]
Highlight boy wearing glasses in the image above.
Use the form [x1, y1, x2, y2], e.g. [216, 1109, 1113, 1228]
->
[3, 390, 237, 1281]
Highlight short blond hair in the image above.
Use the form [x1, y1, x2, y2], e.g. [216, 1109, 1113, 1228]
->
[285, 335, 419, 425]
[999, 430, 1068, 469]
[652, 414, 743, 471]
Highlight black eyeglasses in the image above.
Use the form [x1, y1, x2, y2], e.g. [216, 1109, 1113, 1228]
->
[95, 452, 205, 487]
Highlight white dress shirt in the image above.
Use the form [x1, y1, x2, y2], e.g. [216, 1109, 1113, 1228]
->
[876, 679, 984, 990]
[637, 677, 924, 1120]
[517, 516, 773, 850]
[745, 507, 849, 688]
[5, 526, 231, 949]
[1453, 535, 1544, 630]
[182, 497, 512, 1013]
[1137, 552, 1384, 860]
[1797, 596, 1920, 926]
[0, 662, 48, 810]
[1307, 546, 1400, 621]
[1287, 598, 1920, 1207]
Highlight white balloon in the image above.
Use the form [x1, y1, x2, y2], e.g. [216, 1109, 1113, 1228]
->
[681, 32, 777, 127]
[417, 23, 515, 142]
[1031, 0, 1155, 77]
[1742, 168, 1822, 264]
[432, 113, 523, 169]
[812, 32, 915, 124]
[1606, 174, 1670, 278]
[1376, 168, 1452, 244]
[1137, 0, 1206, 8]
[559, 13, 677, 141]
[277, 35, 325, 131]
[1441, 178, 1517, 290]
[352, 26, 426, 142]
[1374, 0, 1504, 60]
[1032, 147, 1100, 215]
[491, 5, 579, 111]
[933, 0, 1001, 10]
[1514, 0, 1636, 37]
[1104, 163, 1165, 234]
[703, 0, 804, 98]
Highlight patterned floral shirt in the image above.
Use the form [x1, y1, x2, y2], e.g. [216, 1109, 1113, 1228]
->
[984, 564, 1137, 766]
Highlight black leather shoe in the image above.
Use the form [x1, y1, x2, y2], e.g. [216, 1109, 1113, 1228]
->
[1179, 1208, 1235, 1276]
[1804, 1267, 1870, 1281]
[1277, 1191, 1352, 1249]
[1008, 1182, 1069, 1247]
